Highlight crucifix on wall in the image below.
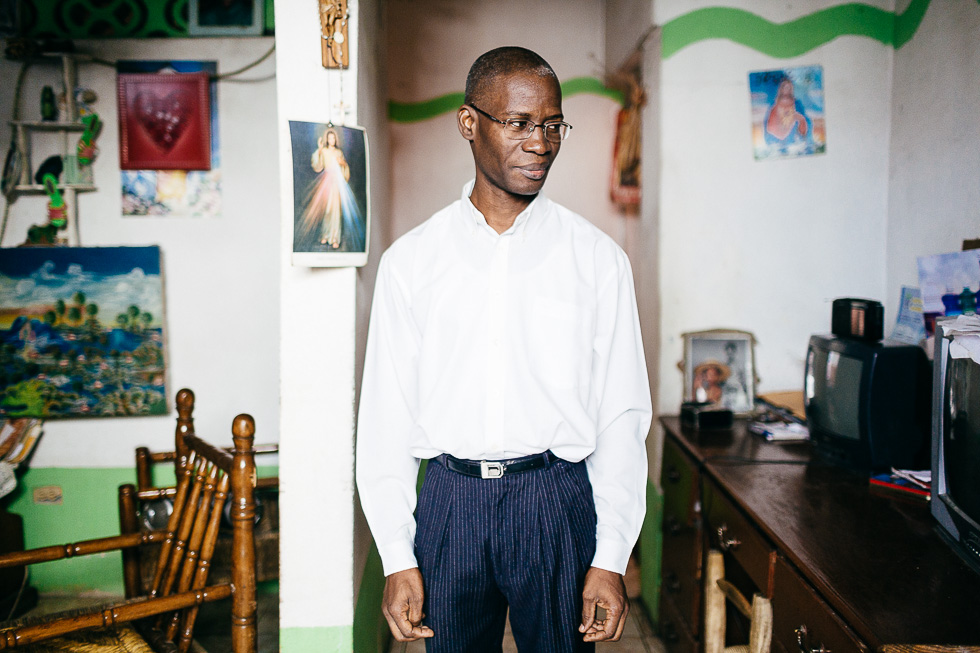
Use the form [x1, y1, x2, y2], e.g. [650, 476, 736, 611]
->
[319, 0, 349, 69]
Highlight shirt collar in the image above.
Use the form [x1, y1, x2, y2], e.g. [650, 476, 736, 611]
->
[461, 180, 542, 239]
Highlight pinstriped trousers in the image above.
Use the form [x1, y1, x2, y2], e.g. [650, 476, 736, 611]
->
[415, 456, 597, 653]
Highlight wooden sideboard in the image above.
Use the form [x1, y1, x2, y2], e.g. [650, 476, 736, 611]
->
[658, 416, 980, 653]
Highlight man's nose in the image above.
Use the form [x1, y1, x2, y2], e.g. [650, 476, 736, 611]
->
[522, 125, 553, 154]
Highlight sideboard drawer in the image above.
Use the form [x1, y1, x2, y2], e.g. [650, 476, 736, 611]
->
[661, 517, 701, 628]
[661, 437, 699, 526]
[772, 556, 869, 653]
[659, 595, 699, 653]
[702, 480, 774, 595]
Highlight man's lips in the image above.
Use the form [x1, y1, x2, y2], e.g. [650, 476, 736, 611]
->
[517, 165, 549, 180]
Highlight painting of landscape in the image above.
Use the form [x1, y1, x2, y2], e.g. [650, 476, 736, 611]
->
[0, 247, 166, 418]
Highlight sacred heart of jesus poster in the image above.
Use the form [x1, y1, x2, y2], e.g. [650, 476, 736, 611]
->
[118, 72, 212, 170]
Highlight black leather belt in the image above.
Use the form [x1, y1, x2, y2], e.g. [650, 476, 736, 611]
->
[439, 451, 557, 479]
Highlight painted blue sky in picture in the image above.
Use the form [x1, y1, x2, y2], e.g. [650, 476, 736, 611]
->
[0, 247, 164, 328]
[0, 246, 166, 418]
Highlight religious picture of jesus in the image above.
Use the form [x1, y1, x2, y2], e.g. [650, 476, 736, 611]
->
[288, 120, 370, 267]
[749, 65, 826, 161]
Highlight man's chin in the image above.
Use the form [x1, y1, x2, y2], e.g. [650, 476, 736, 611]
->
[508, 175, 548, 196]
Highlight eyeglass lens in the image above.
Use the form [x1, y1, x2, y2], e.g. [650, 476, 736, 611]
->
[503, 120, 568, 143]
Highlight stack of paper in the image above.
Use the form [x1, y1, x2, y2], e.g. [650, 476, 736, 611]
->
[941, 314, 980, 363]
[748, 420, 809, 442]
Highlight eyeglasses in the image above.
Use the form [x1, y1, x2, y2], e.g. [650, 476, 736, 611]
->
[469, 104, 572, 143]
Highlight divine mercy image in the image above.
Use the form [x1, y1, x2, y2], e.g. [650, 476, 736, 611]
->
[289, 121, 369, 265]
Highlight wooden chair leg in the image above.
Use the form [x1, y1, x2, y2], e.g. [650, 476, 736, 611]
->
[118, 483, 143, 599]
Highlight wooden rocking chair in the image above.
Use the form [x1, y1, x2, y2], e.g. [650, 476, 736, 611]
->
[120, 389, 279, 597]
[0, 407, 259, 653]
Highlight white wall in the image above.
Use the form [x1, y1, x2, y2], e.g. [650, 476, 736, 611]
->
[0, 38, 280, 465]
[886, 0, 980, 327]
[655, 0, 895, 412]
[274, 0, 358, 640]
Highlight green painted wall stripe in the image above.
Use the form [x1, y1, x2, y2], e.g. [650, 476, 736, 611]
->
[661, 0, 933, 59]
[561, 77, 624, 105]
[389, 0, 939, 123]
[389, 91, 465, 123]
[7, 465, 278, 594]
[388, 76, 624, 124]
[280, 626, 353, 652]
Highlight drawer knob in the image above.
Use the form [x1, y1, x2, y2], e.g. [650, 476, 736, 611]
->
[665, 517, 682, 536]
[717, 525, 742, 551]
[795, 624, 831, 653]
[666, 466, 681, 483]
[662, 621, 679, 643]
[663, 571, 681, 593]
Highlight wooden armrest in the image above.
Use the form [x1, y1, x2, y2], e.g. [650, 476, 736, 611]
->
[0, 531, 167, 569]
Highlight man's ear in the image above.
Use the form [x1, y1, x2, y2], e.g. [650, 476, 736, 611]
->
[458, 105, 476, 141]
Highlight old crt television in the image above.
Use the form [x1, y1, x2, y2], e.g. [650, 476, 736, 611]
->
[804, 334, 931, 470]
[932, 330, 980, 573]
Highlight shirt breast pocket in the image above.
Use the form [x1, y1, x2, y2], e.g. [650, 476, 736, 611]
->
[527, 298, 592, 389]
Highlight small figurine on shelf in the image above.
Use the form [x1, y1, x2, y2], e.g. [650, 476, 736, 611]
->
[77, 113, 101, 166]
[42, 173, 67, 229]
[23, 174, 68, 245]
[40, 86, 56, 121]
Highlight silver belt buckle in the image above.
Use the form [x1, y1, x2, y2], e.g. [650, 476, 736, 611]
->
[480, 461, 504, 479]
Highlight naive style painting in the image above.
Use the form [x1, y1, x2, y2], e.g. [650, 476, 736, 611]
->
[749, 65, 826, 161]
[0, 247, 167, 418]
[289, 121, 369, 267]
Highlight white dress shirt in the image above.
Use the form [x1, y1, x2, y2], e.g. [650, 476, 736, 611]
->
[356, 182, 652, 577]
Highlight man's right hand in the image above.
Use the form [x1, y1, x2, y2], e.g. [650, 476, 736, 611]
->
[382, 568, 434, 642]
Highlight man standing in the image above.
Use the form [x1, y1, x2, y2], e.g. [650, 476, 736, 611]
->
[357, 47, 651, 651]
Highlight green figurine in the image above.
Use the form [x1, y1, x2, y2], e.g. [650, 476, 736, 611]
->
[42, 173, 67, 229]
[41, 86, 56, 121]
[77, 113, 101, 165]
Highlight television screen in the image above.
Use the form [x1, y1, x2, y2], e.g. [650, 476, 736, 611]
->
[806, 347, 863, 441]
[946, 357, 980, 527]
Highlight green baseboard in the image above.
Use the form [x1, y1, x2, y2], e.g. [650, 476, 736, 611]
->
[280, 626, 353, 652]
[640, 479, 664, 626]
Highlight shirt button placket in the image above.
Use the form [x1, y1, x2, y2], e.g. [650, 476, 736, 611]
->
[485, 236, 510, 456]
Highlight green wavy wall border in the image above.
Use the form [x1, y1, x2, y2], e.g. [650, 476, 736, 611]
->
[388, 76, 623, 124]
[388, 0, 934, 123]
[661, 0, 931, 59]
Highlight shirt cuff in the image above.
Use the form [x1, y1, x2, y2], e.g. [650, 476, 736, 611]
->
[377, 538, 419, 577]
[591, 537, 631, 576]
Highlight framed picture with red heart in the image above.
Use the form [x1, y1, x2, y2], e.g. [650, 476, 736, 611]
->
[117, 72, 212, 171]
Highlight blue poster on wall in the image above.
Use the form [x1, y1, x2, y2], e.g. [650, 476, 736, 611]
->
[749, 65, 826, 161]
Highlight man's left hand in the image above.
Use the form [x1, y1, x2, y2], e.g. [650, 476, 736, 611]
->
[579, 567, 629, 642]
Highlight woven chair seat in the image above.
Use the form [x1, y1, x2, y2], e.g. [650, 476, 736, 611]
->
[0, 623, 155, 653]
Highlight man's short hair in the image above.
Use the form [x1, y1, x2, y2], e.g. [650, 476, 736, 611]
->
[464, 47, 558, 107]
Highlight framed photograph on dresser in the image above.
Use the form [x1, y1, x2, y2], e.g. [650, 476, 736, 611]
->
[682, 329, 757, 415]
